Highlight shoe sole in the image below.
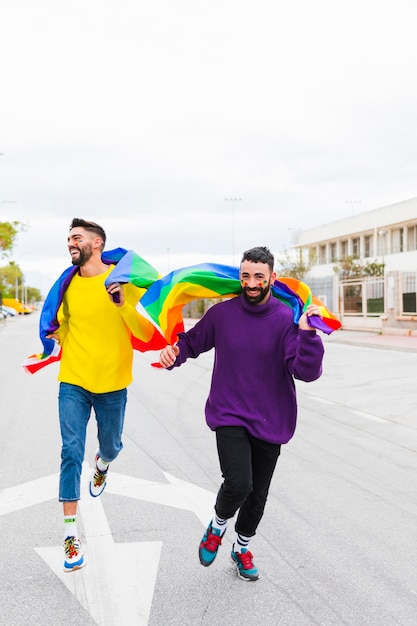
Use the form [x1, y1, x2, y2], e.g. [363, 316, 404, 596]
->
[230, 555, 259, 581]
[64, 558, 87, 573]
[199, 550, 217, 567]
[89, 483, 107, 497]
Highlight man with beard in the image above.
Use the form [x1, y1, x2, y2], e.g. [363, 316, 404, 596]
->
[47, 218, 154, 572]
[159, 246, 324, 581]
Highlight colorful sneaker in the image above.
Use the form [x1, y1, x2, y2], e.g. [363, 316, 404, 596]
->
[199, 522, 225, 566]
[89, 453, 109, 497]
[63, 536, 86, 572]
[230, 546, 259, 581]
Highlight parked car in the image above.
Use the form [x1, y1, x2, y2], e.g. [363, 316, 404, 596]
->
[2, 298, 32, 314]
[1, 305, 18, 317]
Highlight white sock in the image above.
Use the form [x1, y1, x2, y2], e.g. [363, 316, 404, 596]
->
[64, 515, 78, 539]
[97, 456, 109, 472]
[235, 533, 251, 553]
[211, 513, 228, 534]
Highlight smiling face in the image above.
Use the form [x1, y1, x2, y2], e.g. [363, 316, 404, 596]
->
[67, 227, 98, 267]
[239, 260, 276, 305]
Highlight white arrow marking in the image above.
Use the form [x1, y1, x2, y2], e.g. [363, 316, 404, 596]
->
[35, 464, 163, 626]
[0, 473, 58, 515]
[0, 465, 215, 523]
[1, 463, 215, 625]
[106, 470, 215, 526]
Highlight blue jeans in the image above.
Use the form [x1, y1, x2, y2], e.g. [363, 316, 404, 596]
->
[58, 383, 127, 502]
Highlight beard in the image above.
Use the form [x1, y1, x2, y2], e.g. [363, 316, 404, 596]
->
[242, 284, 270, 305]
[70, 243, 93, 267]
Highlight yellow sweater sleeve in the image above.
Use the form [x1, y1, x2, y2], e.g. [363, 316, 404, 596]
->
[116, 282, 155, 343]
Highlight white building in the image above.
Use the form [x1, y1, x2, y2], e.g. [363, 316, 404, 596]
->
[292, 197, 417, 334]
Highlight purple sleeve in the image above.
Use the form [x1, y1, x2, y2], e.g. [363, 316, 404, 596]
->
[170, 311, 216, 367]
[286, 329, 324, 382]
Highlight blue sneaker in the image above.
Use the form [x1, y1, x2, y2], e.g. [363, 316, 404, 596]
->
[230, 546, 259, 581]
[63, 536, 86, 573]
[199, 522, 225, 566]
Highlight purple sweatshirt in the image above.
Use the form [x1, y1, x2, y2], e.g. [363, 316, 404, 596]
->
[172, 292, 324, 444]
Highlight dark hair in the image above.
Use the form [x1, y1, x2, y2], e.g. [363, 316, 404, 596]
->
[241, 246, 274, 272]
[69, 218, 106, 247]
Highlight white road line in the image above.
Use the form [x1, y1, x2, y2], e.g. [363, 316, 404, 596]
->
[304, 394, 388, 423]
[351, 409, 388, 423]
[307, 396, 334, 405]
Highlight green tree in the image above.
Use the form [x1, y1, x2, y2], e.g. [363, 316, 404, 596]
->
[275, 248, 315, 279]
[333, 256, 385, 278]
[26, 286, 42, 304]
[0, 261, 23, 298]
[0, 221, 40, 304]
[362, 260, 385, 277]
[0, 221, 20, 257]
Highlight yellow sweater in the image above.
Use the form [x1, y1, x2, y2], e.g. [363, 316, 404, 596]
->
[56, 266, 153, 393]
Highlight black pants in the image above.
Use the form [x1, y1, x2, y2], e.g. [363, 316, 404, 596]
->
[214, 426, 281, 537]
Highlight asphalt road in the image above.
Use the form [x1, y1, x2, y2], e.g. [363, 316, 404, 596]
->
[1, 313, 417, 626]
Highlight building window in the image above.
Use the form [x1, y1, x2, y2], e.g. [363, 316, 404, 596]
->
[343, 283, 362, 314]
[392, 228, 404, 253]
[340, 240, 348, 257]
[406, 226, 416, 252]
[330, 242, 337, 262]
[342, 278, 385, 317]
[401, 272, 417, 314]
[366, 280, 385, 314]
[377, 230, 387, 256]
[364, 235, 372, 258]
[352, 237, 360, 257]
[308, 247, 319, 265]
[319, 245, 326, 264]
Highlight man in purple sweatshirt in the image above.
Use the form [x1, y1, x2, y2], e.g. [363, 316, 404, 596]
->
[159, 246, 324, 581]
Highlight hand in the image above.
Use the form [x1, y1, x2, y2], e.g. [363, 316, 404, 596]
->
[46, 332, 60, 344]
[159, 344, 179, 368]
[298, 304, 322, 331]
[107, 282, 124, 306]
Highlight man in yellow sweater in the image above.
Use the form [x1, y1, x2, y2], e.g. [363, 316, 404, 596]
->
[48, 218, 154, 572]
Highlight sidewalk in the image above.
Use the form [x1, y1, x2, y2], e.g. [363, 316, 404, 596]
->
[325, 329, 417, 353]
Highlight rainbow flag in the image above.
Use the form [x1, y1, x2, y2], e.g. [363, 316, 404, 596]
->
[23, 250, 341, 375]
[106, 259, 341, 347]
[22, 248, 163, 374]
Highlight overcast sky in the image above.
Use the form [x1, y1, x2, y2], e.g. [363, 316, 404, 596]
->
[2, 0, 417, 295]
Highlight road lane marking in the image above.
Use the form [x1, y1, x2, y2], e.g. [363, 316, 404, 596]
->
[1, 463, 215, 625]
[303, 393, 388, 423]
[107, 470, 215, 526]
[0, 473, 57, 515]
[351, 409, 388, 423]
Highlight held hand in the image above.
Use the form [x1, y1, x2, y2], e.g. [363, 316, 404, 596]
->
[298, 304, 323, 331]
[159, 344, 179, 368]
[46, 332, 60, 344]
[107, 282, 124, 306]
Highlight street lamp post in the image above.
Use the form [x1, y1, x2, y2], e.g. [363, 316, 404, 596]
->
[378, 229, 387, 269]
[345, 200, 362, 216]
[225, 197, 242, 265]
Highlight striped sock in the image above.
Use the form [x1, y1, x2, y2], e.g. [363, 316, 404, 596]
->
[235, 533, 251, 553]
[211, 513, 228, 534]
